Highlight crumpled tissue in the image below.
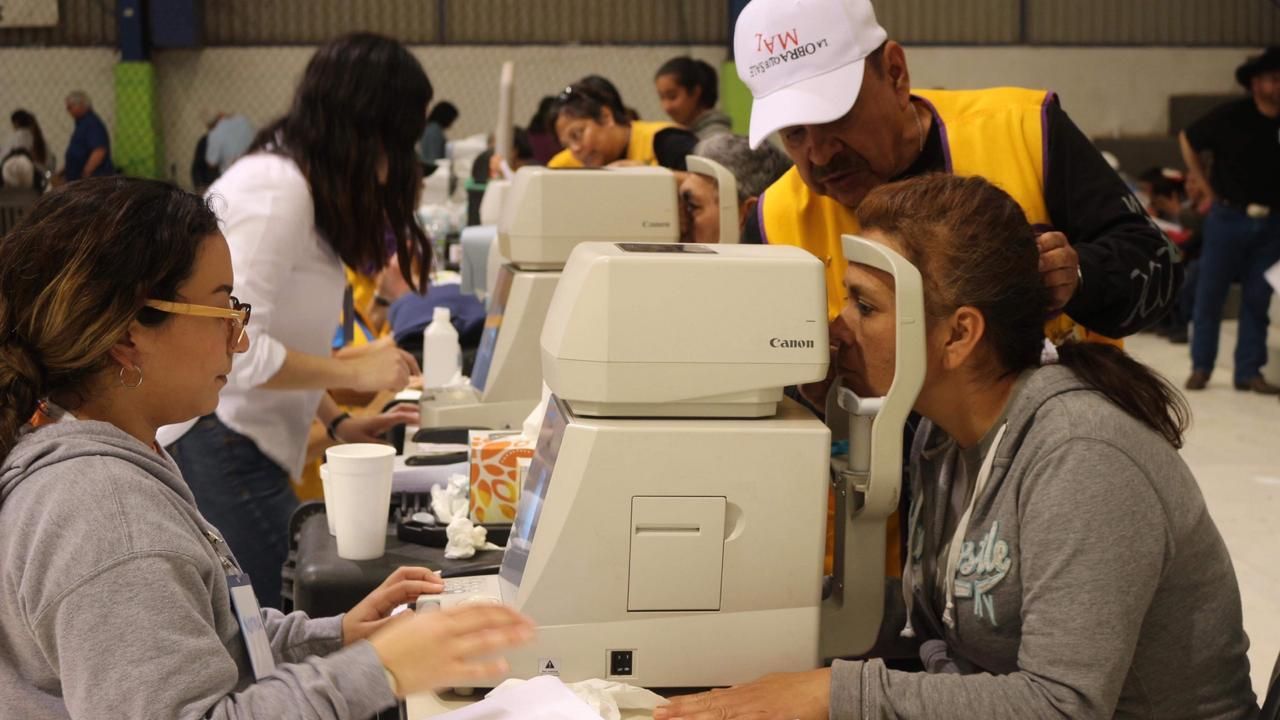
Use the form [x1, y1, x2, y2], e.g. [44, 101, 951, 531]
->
[488, 677, 665, 720]
[444, 517, 503, 559]
[430, 473, 470, 525]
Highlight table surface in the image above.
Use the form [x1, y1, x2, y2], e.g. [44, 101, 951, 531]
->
[405, 689, 659, 719]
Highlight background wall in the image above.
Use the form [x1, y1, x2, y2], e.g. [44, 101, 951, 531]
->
[2, 44, 1259, 187]
[1, 0, 1275, 186]
[4, 0, 1276, 47]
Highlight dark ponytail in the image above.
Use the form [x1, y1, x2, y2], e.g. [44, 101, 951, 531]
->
[0, 337, 48, 459]
[857, 174, 1190, 449]
[1056, 342, 1189, 448]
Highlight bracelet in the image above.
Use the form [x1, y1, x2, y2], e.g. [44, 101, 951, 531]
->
[326, 411, 352, 442]
[373, 294, 392, 307]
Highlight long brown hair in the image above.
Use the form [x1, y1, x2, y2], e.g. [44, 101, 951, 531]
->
[0, 178, 218, 459]
[250, 33, 432, 288]
[857, 173, 1189, 448]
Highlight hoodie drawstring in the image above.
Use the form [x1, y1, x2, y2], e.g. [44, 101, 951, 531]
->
[899, 489, 926, 638]
[942, 423, 1008, 629]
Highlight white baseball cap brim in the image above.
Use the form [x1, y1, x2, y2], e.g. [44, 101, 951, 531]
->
[747, 56, 866, 149]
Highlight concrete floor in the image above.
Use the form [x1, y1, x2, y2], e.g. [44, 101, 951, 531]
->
[1126, 322, 1280, 699]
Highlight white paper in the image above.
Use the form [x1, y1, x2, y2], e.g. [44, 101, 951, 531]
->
[433, 676, 603, 719]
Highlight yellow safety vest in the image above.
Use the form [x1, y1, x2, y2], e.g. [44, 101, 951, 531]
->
[759, 87, 1116, 345]
[546, 120, 676, 169]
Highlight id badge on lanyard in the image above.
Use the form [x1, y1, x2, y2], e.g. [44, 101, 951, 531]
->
[226, 573, 277, 680]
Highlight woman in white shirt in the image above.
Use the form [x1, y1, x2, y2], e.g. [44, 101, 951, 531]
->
[163, 33, 433, 608]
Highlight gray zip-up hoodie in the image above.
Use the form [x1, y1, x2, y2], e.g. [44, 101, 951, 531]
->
[831, 365, 1258, 719]
[0, 419, 396, 719]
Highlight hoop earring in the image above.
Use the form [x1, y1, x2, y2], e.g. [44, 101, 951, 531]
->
[119, 365, 143, 389]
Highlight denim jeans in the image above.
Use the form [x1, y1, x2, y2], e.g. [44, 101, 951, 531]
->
[168, 414, 299, 609]
[1176, 259, 1199, 328]
[1191, 204, 1280, 383]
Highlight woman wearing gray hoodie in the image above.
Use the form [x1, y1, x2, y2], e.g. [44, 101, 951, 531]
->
[656, 174, 1257, 719]
[0, 177, 533, 719]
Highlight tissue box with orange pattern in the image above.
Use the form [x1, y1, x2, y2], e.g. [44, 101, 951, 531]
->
[468, 430, 534, 524]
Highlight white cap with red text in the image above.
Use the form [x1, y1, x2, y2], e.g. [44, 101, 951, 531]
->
[734, 0, 887, 148]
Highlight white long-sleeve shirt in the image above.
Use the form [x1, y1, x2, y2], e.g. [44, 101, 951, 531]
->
[159, 153, 345, 477]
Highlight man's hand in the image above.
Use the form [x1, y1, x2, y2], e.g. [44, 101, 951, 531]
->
[653, 669, 831, 720]
[1037, 231, 1080, 313]
[343, 566, 445, 646]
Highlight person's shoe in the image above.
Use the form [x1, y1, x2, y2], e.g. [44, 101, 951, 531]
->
[1185, 370, 1211, 390]
[1233, 376, 1280, 395]
[1167, 327, 1189, 344]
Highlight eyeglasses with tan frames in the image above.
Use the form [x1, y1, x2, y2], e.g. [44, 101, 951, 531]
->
[143, 296, 252, 349]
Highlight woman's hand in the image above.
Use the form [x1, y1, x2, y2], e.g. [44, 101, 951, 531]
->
[343, 338, 420, 392]
[334, 403, 420, 444]
[652, 669, 831, 720]
[343, 566, 445, 646]
[368, 604, 536, 698]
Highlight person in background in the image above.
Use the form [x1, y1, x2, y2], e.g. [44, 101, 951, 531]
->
[191, 133, 220, 192]
[547, 75, 697, 171]
[1180, 45, 1280, 394]
[1137, 168, 1195, 343]
[205, 110, 256, 175]
[61, 91, 115, 182]
[1167, 172, 1215, 346]
[160, 34, 430, 609]
[3, 109, 54, 173]
[655, 173, 1256, 720]
[655, 56, 733, 139]
[1, 111, 47, 190]
[679, 133, 791, 244]
[526, 95, 563, 165]
[0, 176, 534, 719]
[419, 101, 459, 167]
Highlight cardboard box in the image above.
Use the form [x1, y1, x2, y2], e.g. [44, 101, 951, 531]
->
[468, 430, 534, 524]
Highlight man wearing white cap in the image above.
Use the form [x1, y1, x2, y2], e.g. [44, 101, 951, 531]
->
[738, 0, 1176, 347]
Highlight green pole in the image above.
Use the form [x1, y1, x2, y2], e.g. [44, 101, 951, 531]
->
[113, 61, 164, 179]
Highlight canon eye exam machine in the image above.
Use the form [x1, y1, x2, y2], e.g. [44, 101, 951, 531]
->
[417, 234, 926, 688]
[418, 158, 741, 432]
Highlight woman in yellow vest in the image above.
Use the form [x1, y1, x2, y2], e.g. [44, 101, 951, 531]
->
[546, 75, 698, 171]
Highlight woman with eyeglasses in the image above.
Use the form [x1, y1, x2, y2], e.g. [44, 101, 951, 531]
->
[159, 33, 433, 610]
[546, 74, 699, 171]
[0, 177, 534, 718]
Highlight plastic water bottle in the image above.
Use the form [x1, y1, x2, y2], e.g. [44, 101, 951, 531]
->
[422, 306, 461, 389]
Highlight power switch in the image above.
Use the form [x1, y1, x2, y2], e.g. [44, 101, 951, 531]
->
[608, 649, 634, 677]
